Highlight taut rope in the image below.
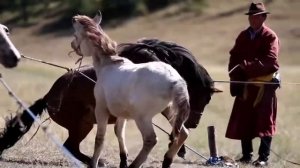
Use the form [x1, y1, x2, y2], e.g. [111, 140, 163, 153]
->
[21, 55, 71, 71]
[20, 55, 209, 161]
[19, 55, 300, 166]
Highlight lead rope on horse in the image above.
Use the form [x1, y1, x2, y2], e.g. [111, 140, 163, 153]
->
[0, 73, 83, 168]
[20, 55, 300, 166]
[20, 54, 209, 161]
[24, 117, 51, 146]
[73, 57, 211, 162]
[152, 123, 208, 161]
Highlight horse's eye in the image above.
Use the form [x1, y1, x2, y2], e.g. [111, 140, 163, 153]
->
[4, 27, 9, 35]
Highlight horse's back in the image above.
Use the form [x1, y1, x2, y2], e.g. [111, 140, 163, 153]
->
[97, 60, 186, 118]
[119, 39, 215, 128]
[44, 68, 97, 126]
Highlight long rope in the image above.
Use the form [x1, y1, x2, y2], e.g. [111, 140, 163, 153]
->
[214, 80, 300, 85]
[20, 55, 209, 161]
[261, 137, 300, 166]
[20, 55, 300, 165]
[21, 55, 71, 71]
[0, 74, 82, 168]
[152, 123, 208, 161]
[21, 54, 300, 86]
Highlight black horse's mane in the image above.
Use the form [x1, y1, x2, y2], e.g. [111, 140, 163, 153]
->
[117, 38, 214, 91]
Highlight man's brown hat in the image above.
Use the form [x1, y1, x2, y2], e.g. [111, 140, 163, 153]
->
[245, 2, 270, 15]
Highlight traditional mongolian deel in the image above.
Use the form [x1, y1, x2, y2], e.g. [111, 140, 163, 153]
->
[226, 25, 280, 139]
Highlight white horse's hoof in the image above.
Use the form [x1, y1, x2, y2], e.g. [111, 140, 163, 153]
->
[98, 159, 107, 167]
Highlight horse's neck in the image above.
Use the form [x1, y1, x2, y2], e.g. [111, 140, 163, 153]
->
[92, 53, 125, 74]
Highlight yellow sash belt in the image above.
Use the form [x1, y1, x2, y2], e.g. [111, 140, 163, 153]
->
[243, 73, 274, 107]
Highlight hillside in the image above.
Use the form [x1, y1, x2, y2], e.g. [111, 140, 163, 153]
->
[6, 0, 300, 66]
[1, 1, 300, 167]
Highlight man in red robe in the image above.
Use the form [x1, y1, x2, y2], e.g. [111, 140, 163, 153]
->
[225, 2, 280, 167]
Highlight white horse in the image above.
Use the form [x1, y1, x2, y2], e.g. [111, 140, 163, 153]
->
[0, 24, 21, 68]
[71, 12, 190, 168]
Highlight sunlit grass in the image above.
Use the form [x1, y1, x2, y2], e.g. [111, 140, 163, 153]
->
[1, 0, 300, 167]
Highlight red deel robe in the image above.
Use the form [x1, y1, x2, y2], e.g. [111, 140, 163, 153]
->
[226, 25, 280, 139]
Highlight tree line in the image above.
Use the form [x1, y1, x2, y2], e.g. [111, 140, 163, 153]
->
[0, 0, 206, 26]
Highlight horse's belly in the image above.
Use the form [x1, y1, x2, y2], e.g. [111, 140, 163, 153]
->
[106, 98, 169, 119]
[107, 103, 133, 119]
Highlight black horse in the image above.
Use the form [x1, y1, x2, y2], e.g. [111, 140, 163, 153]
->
[0, 38, 221, 167]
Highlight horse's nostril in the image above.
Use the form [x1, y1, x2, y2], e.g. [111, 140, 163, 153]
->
[72, 18, 76, 23]
[13, 54, 20, 62]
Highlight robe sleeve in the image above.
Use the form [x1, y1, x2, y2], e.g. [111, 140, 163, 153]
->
[228, 32, 247, 97]
[241, 33, 280, 78]
[228, 32, 246, 79]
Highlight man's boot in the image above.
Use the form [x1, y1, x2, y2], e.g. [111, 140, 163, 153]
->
[253, 136, 272, 167]
[236, 139, 253, 164]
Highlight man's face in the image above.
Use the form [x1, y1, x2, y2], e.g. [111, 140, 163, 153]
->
[248, 14, 266, 30]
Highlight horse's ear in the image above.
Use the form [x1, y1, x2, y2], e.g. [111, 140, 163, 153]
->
[93, 10, 102, 25]
[211, 87, 223, 93]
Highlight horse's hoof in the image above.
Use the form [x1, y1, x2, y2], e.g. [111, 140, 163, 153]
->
[98, 159, 107, 167]
[119, 153, 128, 168]
[127, 164, 136, 168]
[177, 145, 186, 159]
[162, 156, 172, 168]
[88, 159, 107, 168]
[120, 161, 128, 168]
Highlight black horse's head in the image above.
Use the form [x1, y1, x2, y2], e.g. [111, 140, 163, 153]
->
[118, 38, 222, 129]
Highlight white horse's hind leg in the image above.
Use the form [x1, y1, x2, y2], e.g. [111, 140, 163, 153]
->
[114, 118, 128, 168]
[128, 118, 157, 168]
[91, 103, 109, 168]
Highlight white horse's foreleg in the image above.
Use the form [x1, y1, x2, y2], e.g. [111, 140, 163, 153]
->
[128, 118, 157, 168]
[91, 104, 109, 168]
[114, 118, 128, 168]
[162, 126, 189, 168]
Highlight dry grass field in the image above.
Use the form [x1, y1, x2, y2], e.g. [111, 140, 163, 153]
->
[1, 0, 300, 167]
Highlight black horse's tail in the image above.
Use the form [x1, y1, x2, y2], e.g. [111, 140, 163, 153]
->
[0, 98, 47, 155]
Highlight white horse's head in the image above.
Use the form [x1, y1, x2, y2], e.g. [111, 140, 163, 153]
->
[71, 11, 117, 57]
[0, 24, 21, 68]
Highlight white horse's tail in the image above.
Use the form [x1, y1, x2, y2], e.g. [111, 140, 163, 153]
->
[171, 80, 190, 136]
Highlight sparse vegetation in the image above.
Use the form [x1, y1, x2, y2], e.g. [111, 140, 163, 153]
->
[0, 0, 300, 167]
[0, 0, 206, 27]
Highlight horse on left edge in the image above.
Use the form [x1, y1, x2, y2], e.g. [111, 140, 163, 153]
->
[0, 24, 21, 68]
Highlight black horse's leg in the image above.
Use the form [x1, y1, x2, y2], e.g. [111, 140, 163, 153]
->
[162, 107, 187, 159]
[64, 138, 90, 164]
[177, 145, 186, 158]
[64, 124, 94, 165]
[168, 132, 186, 159]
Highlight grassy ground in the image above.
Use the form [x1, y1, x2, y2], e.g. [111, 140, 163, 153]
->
[1, 0, 300, 167]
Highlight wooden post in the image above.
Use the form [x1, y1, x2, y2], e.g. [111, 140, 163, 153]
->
[207, 126, 218, 158]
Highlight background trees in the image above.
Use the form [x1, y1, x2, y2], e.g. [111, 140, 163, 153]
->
[0, 0, 206, 28]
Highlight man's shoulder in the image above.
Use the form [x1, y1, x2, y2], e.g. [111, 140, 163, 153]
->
[262, 25, 279, 39]
[236, 28, 249, 39]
